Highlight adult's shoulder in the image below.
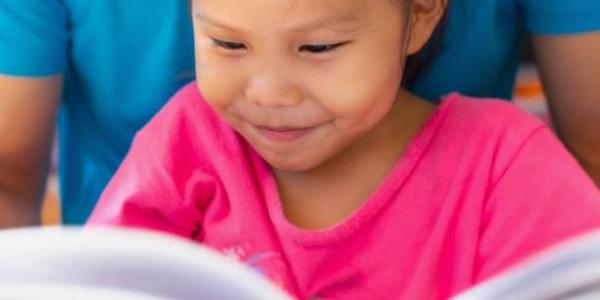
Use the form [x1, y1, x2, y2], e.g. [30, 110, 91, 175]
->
[519, 0, 600, 34]
[0, 1, 69, 76]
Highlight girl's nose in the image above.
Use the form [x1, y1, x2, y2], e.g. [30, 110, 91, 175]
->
[245, 67, 303, 107]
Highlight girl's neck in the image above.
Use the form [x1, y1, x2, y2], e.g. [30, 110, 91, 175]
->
[273, 91, 436, 230]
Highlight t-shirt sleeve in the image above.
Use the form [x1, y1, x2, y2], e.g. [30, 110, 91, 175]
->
[521, 0, 600, 34]
[87, 130, 205, 240]
[87, 89, 212, 240]
[475, 126, 600, 281]
[0, 1, 69, 76]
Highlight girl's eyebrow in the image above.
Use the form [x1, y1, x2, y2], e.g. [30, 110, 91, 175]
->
[195, 12, 366, 34]
[195, 13, 243, 33]
[288, 13, 367, 32]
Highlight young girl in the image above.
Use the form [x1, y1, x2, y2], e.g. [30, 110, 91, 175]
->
[89, 0, 600, 298]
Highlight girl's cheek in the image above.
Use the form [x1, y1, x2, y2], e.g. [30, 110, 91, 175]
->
[197, 59, 245, 110]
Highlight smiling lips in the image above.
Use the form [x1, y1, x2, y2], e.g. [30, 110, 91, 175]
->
[254, 124, 320, 142]
[229, 103, 332, 143]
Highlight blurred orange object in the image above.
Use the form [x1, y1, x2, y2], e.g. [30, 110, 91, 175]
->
[513, 64, 551, 126]
[41, 174, 61, 225]
[514, 78, 544, 100]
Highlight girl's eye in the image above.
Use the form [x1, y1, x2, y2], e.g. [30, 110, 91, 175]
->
[211, 38, 246, 50]
[299, 42, 348, 54]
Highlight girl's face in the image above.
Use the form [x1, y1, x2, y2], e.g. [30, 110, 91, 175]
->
[192, 0, 432, 171]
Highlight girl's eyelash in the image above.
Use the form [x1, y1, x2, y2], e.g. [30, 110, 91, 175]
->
[211, 38, 246, 50]
[299, 42, 349, 54]
[209, 38, 349, 54]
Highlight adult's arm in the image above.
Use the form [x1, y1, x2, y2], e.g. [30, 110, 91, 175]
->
[532, 32, 600, 186]
[0, 75, 62, 227]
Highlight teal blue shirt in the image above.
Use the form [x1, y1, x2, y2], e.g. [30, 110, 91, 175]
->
[412, 0, 600, 100]
[0, 0, 599, 224]
[0, 1, 195, 224]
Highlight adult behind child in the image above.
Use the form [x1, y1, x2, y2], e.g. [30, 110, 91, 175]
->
[89, 0, 600, 299]
[1, 0, 599, 228]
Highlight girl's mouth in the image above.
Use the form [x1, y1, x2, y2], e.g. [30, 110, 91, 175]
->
[254, 125, 318, 143]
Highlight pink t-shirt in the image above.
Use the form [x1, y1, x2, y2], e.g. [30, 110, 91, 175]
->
[89, 83, 600, 299]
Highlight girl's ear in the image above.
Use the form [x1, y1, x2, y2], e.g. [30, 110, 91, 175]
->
[406, 0, 447, 55]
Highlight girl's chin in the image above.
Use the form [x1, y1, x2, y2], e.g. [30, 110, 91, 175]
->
[259, 151, 324, 173]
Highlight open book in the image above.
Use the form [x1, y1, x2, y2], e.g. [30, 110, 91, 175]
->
[0, 227, 292, 300]
[454, 229, 600, 300]
[2, 227, 600, 300]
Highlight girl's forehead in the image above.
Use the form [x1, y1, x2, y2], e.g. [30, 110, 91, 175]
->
[194, 0, 394, 33]
[195, 0, 370, 12]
